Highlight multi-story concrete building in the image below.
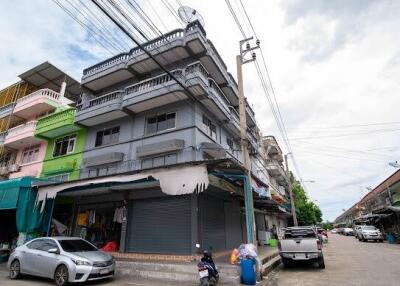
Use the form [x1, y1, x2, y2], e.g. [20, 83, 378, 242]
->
[33, 22, 289, 256]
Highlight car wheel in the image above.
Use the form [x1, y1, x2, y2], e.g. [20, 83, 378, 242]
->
[379, 239, 383, 243]
[54, 265, 69, 286]
[9, 259, 21, 280]
[318, 258, 325, 269]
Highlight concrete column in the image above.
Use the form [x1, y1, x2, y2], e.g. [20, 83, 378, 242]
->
[119, 199, 129, 252]
[190, 193, 199, 254]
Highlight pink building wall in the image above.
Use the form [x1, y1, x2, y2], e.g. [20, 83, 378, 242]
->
[9, 141, 48, 179]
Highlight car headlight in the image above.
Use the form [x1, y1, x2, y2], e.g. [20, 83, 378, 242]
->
[71, 258, 91, 266]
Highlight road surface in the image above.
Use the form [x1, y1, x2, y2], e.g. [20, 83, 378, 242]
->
[264, 233, 400, 286]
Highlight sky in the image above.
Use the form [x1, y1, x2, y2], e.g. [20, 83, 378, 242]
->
[1, 0, 400, 221]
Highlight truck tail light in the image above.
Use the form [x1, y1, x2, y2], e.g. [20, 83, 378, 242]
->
[317, 240, 322, 250]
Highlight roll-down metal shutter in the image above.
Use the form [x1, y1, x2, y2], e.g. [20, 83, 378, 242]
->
[200, 195, 226, 251]
[126, 195, 191, 254]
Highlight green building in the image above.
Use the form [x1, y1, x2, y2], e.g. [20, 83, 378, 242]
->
[35, 106, 86, 182]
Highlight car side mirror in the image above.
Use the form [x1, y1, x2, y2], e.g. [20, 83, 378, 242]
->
[48, 248, 59, 254]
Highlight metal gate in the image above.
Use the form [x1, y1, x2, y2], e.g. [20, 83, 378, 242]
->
[126, 195, 192, 254]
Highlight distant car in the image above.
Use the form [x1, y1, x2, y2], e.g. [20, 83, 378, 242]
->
[331, 228, 338, 234]
[8, 237, 115, 286]
[358, 226, 383, 242]
[343, 228, 354, 236]
[279, 226, 325, 269]
[337, 228, 345, 234]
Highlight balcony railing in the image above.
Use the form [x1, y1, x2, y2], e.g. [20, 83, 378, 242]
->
[125, 70, 183, 95]
[185, 62, 209, 79]
[0, 131, 7, 145]
[83, 21, 206, 77]
[6, 121, 37, 138]
[0, 103, 14, 119]
[208, 79, 230, 113]
[76, 90, 124, 112]
[36, 109, 75, 132]
[16, 88, 60, 105]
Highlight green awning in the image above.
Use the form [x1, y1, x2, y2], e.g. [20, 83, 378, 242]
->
[0, 177, 32, 210]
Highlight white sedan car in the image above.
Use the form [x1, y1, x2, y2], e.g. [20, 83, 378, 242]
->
[8, 237, 115, 286]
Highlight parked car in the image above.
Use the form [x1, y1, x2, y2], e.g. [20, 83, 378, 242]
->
[343, 228, 354, 236]
[278, 226, 325, 269]
[8, 237, 115, 286]
[358, 226, 383, 242]
[354, 225, 363, 239]
[330, 228, 338, 234]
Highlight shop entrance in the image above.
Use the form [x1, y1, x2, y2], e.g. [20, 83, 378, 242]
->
[73, 202, 124, 251]
[0, 209, 18, 261]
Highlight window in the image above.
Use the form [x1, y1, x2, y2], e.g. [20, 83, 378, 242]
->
[202, 115, 217, 139]
[59, 239, 97, 252]
[88, 165, 118, 178]
[47, 174, 69, 183]
[53, 134, 76, 157]
[227, 138, 234, 151]
[21, 145, 40, 164]
[95, 127, 120, 147]
[39, 239, 59, 252]
[141, 153, 177, 169]
[27, 239, 46, 250]
[146, 112, 176, 135]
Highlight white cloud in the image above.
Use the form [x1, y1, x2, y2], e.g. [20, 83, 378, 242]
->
[1, 0, 399, 221]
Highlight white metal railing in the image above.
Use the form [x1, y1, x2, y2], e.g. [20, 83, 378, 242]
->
[6, 121, 37, 138]
[83, 53, 130, 76]
[76, 90, 124, 112]
[185, 62, 209, 79]
[125, 70, 183, 95]
[16, 88, 60, 105]
[208, 79, 230, 110]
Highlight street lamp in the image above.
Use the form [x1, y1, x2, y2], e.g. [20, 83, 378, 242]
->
[302, 180, 316, 183]
[389, 161, 400, 168]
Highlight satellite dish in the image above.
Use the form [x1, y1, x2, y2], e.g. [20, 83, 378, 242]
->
[178, 6, 205, 27]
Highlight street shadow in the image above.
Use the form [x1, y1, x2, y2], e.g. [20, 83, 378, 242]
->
[4, 274, 115, 285]
[281, 261, 324, 272]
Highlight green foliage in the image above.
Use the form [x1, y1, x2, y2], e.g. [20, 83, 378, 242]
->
[292, 181, 323, 226]
[321, 222, 334, 230]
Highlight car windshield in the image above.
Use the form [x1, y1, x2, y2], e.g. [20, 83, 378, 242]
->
[58, 239, 97, 252]
[362, 226, 376, 230]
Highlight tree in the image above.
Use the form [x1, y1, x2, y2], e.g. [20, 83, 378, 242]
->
[292, 180, 323, 226]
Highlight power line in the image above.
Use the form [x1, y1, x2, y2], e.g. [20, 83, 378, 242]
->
[224, 0, 247, 38]
[161, 0, 184, 27]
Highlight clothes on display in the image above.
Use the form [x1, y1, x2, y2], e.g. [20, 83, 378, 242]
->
[113, 206, 126, 223]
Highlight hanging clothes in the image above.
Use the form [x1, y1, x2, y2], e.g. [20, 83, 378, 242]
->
[77, 211, 88, 226]
[88, 210, 96, 225]
[113, 206, 126, 223]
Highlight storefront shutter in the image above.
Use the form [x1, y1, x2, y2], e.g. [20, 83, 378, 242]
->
[126, 195, 191, 254]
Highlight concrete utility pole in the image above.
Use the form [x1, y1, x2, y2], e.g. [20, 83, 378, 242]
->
[237, 37, 259, 244]
[285, 153, 298, 226]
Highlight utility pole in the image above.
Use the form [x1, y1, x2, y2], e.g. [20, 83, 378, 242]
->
[237, 37, 259, 244]
[285, 154, 298, 226]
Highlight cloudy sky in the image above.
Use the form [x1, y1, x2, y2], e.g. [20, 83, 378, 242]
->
[1, 0, 399, 221]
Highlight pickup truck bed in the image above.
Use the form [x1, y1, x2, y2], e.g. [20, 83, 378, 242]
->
[279, 227, 325, 268]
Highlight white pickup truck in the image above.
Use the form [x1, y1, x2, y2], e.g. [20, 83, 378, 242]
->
[278, 226, 325, 269]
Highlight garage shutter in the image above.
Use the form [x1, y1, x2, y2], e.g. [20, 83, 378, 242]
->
[126, 196, 191, 254]
[256, 213, 266, 231]
[200, 195, 226, 251]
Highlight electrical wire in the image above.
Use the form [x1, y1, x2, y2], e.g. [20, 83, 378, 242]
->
[224, 0, 247, 38]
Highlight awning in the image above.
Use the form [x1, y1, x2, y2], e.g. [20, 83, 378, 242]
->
[0, 177, 32, 210]
[387, 206, 400, 212]
[36, 164, 209, 211]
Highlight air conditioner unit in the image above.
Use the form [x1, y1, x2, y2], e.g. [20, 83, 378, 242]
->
[9, 164, 20, 173]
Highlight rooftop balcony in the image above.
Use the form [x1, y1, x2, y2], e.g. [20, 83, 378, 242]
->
[4, 121, 43, 148]
[13, 89, 62, 119]
[82, 21, 208, 91]
[0, 103, 14, 119]
[76, 90, 127, 126]
[35, 108, 81, 139]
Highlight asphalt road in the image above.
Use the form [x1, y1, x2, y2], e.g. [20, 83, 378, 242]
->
[1, 234, 399, 286]
[264, 233, 400, 286]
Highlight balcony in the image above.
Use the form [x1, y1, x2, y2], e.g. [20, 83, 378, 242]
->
[0, 103, 14, 119]
[202, 79, 230, 121]
[184, 62, 209, 97]
[82, 21, 208, 91]
[76, 90, 127, 126]
[265, 159, 288, 183]
[263, 135, 283, 162]
[246, 101, 256, 127]
[4, 121, 43, 148]
[13, 89, 62, 119]
[225, 107, 240, 138]
[122, 70, 186, 113]
[35, 108, 81, 139]
[0, 131, 6, 146]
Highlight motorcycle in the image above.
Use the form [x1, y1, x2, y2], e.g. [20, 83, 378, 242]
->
[197, 250, 219, 286]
